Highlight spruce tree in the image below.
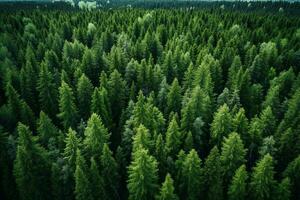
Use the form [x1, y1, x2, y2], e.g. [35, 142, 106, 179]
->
[128, 148, 158, 200]
[165, 116, 182, 157]
[203, 146, 223, 200]
[14, 123, 50, 200]
[84, 113, 110, 158]
[167, 78, 182, 114]
[250, 154, 276, 200]
[220, 132, 246, 186]
[157, 173, 178, 200]
[57, 81, 78, 130]
[76, 74, 93, 120]
[211, 104, 233, 147]
[74, 149, 93, 200]
[37, 63, 58, 119]
[180, 149, 203, 200]
[228, 165, 248, 200]
[101, 143, 119, 200]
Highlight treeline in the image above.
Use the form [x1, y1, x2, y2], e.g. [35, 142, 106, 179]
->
[0, 7, 300, 200]
[1, 1, 300, 15]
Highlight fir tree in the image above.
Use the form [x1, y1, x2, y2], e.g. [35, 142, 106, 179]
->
[128, 148, 158, 200]
[57, 81, 78, 130]
[228, 165, 248, 200]
[157, 173, 178, 200]
[250, 154, 276, 200]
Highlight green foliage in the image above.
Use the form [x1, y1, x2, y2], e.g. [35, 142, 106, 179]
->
[128, 148, 158, 200]
[57, 81, 78, 130]
[0, 5, 299, 200]
[250, 154, 276, 200]
[220, 132, 247, 185]
[84, 113, 110, 158]
[228, 165, 248, 200]
[157, 173, 178, 200]
[14, 123, 50, 200]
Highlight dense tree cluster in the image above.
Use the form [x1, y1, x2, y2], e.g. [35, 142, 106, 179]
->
[1, 4, 300, 200]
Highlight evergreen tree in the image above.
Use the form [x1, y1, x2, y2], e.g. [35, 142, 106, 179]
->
[165, 116, 182, 157]
[91, 86, 112, 129]
[284, 155, 300, 200]
[37, 63, 58, 119]
[90, 157, 105, 200]
[74, 149, 93, 200]
[84, 113, 110, 158]
[250, 154, 276, 200]
[57, 81, 78, 130]
[157, 173, 178, 200]
[167, 78, 182, 114]
[211, 104, 233, 147]
[101, 143, 119, 200]
[14, 123, 50, 200]
[228, 165, 248, 200]
[220, 132, 246, 186]
[76, 74, 93, 120]
[37, 111, 59, 147]
[180, 149, 203, 200]
[202, 146, 223, 200]
[128, 148, 158, 200]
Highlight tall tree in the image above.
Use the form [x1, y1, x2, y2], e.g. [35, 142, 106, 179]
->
[211, 104, 233, 147]
[37, 63, 58, 119]
[127, 148, 158, 200]
[165, 116, 183, 157]
[14, 123, 50, 200]
[228, 165, 248, 200]
[167, 78, 182, 114]
[74, 149, 93, 200]
[76, 74, 93, 120]
[203, 146, 223, 200]
[84, 113, 110, 158]
[250, 154, 276, 200]
[57, 81, 78, 130]
[180, 149, 203, 200]
[101, 143, 119, 200]
[157, 173, 178, 200]
[220, 132, 246, 186]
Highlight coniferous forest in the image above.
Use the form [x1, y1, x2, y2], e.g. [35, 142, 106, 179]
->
[1, 1, 300, 200]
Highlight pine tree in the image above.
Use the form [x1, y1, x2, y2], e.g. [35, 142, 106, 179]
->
[90, 157, 105, 200]
[84, 113, 110, 158]
[180, 149, 203, 200]
[91, 86, 112, 129]
[181, 86, 211, 132]
[128, 148, 158, 200]
[57, 81, 78, 130]
[14, 123, 50, 200]
[74, 149, 93, 200]
[76, 74, 93, 120]
[211, 104, 233, 147]
[157, 173, 178, 200]
[250, 154, 276, 200]
[37, 111, 59, 147]
[165, 116, 182, 157]
[167, 78, 182, 114]
[276, 178, 291, 200]
[203, 146, 223, 200]
[228, 165, 248, 200]
[284, 155, 300, 200]
[220, 132, 246, 186]
[108, 69, 127, 122]
[132, 124, 152, 152]
[101, 143, 119, 200]
[64, 128, 80, 171]
[37, 63, 58, 119]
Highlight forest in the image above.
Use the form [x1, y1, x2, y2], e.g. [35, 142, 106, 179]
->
[0, 1, 300, 200]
